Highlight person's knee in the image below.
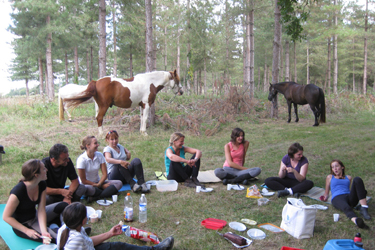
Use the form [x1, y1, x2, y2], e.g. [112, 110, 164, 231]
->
[250, 167, 261, 177]
[132, 158, 142, 166]
[74, 184, 87, 197]
[53, 202, 69, 214]
[214, 168, 225, 179]
[352, 176, 363, 185]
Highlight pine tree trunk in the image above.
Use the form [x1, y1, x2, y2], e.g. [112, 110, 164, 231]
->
[164, 26, 167, 71]
[363, 0, 368, 94]
[99, 0, 106, 78]
[145, 0, 155, 125]
[333, 0, 338, 95]
[46, 15, 54, 101]
[249, 0, 254, 98]
[186, 0, 191, 95]
[327, 38, 332, 95]
[130, 47, 133, 78]
[74, 47, 79, 83]
[204, 56, 207, 94]
[86, 48, 91, 83]
[280, 40, 283, 81]
[263, 62, 267, 92]
[285, 41, 290, 81]
[65, 52, 68, 86]
[113, 2, 117, 77]
[271, 0, 281, 118]
[245, 2, 250, 93]
[25, 79, 29, 98]
[353, 38, 356, 93]
[294, 42, 297, 82]
[38, 57, 44, 95]
[306, 43, 310, 85]
[242, 15, 247, 87]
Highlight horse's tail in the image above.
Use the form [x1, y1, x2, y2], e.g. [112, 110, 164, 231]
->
[63, 80, 97, 109]
[319, 88, 326, 123]
[58, 93, 64, 121]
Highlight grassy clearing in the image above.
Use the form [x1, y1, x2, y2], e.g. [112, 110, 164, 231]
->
[0, 92, 374, 250]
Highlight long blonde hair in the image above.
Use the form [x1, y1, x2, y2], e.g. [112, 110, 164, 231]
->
[169, 132, 185, 146]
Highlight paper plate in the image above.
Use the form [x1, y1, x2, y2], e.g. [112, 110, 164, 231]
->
[97, 200, 113, 206]
[232, 185, 245, 190]
[229, 221, 246, 231]
[261, 192, 275, 196]
[222, 232, 253, 248]
[200, 187, 213, 192]
[86, 206, 96, 219]
[35, 243, 57, 250]
[241, 218, 257, 226]
[247, 228, 266, 240]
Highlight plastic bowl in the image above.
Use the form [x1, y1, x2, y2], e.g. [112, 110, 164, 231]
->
[156, 180, 178, 192]
[258, 198, 269, 206]
[247, 228, 266, 240]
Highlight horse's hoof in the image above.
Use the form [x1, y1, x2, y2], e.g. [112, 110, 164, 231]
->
[140, 131, 148, 136]
[287, 120, 291, 123]
[295, 120, 299, 123]
[313, 124, 319, 126]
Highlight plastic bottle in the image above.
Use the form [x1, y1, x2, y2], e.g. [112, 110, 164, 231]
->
[139, 193, 147, 223]
[354, 233, 363, 248]
[124, 193, 133, 222]
[122, 225, 159, 244]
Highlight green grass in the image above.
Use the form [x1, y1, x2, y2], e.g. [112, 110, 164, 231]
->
[0, 92, 374, 250]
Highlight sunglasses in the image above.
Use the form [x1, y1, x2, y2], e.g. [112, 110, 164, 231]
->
[107, 130, 117, 135]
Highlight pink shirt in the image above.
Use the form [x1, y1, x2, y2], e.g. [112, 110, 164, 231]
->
[223, 142, 245, 168]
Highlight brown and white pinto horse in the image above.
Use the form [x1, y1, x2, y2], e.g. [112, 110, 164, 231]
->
[63, 70, 183, 135]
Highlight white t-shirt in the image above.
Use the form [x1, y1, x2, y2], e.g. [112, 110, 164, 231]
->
[76, 151, 106, 183]
[57, 224, 94, 250]
[103, 144, 127, 174]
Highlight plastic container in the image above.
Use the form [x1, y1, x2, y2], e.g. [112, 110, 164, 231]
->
[124, 193, 133, 222]
[323, 239, 365, 250]
[156, 180, 178, 192]
[201, 218, 227, 230]
[122, 225, 160, 244]
[139, 194, 147, 223]
[258, 198, 269, 206]
[280, 247, 305, 250]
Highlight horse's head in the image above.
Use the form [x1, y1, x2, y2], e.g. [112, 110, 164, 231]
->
[169, 70, 183, 96]
[268, 83, 278, 101]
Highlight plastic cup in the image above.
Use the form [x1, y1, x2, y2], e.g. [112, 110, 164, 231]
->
[147, 184, 151, 190]
[96, 210, 102, 219]
[112, 195, 118, 202]
[89, 213, 98, 223]
[196, 186, 201, 193]
[227, 184, 232, 191]
[333, 213, 339, 222]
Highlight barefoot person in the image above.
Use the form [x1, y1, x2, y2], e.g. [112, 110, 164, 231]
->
[321, 159, 371, 228]
[57, 202, 174, 250]
[264, 142, 314, 197]
[214, 128, 261, 185]
[103, 130, 150, 193]
[77, 136, 122, 201]
[165, 132, 202, 188]
[3, 159, 68, 244]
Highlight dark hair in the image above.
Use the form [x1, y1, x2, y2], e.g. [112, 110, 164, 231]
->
[287, 142, 304, 158]
[49, 144, 68, 160]
[330, 159, 346, 178]
[59, 202, 87, 250]
[230, 128, 245, 143]
[105, 130, 119, 140]
[21, 159, 44, 182]
[80, 136, 96, 150]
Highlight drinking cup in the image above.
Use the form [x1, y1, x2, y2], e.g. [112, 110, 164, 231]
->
[112, 195, 118, 202]
[333, 213, 339, 222]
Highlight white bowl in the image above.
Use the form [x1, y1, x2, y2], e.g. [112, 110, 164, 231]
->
[247, 228, 266, 240]
[156, 180, 178, 192]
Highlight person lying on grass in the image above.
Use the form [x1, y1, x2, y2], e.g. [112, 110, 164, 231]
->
[214, 128, 261, 185]
[321, 159, 371, 228]
[264, 142, 314, 198]
[165, 132, 203, 188]
[103, 130, 150, 193]
[57, 202, 174, 250]
[3, 159, 68, 244]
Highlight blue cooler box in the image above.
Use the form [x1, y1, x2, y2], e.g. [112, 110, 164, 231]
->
[323, 239, 364, 250]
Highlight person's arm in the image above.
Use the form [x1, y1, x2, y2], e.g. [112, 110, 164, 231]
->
[78, 169, 97, 186]
[91, 224, 122, 246]
[46, 187, 72, 200]
[242, 141, 249, 165]
[278, 161, 288, 178]
[183, 146, 202, 167]
[97, 163, 108, 188]
[124, 147, 131, 161]
[224, 144, 247, 170]
[287, 163, 308, 182]
[3, 195, 41, 240]
[37, 190, 52, 243]
[322, 175, 332, 201]
[104, 152, 130, 169]
[166, 148, 189, 164]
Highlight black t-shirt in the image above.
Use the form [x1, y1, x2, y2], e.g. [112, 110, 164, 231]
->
[42, 157, 78, 189]
[10, 181, 46, 223]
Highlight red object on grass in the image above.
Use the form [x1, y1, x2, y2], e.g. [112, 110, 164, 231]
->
[320, 195, 325, 201]
[201, 218, 227, 230]
[280, 247, 305, 250]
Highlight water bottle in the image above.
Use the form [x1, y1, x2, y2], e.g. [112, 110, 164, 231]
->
[354, 233, 363, 248]
[139, 194, 147, 223]
[124, 193, 133, 222]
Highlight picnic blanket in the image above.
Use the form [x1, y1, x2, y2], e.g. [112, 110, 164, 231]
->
[0, 204, 42, 250]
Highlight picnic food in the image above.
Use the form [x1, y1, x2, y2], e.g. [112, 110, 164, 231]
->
[222, 232, 247, 246]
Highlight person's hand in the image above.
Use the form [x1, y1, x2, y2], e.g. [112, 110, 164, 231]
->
[109, 224, 122, 237]
[186, 159, 196, 167]
[61, 189, 73, 199]
[62, 197, 72, 204]
[320, 195, 328, 202]
[41, 232, 52, 244]
[286, 167, 294, 173]
[120, 161, 129, 169]
[26, 228, 40, 239]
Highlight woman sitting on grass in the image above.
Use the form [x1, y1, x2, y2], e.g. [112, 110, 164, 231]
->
[103, 130, 150, 193]
[264, 142, 314, 198]
[214, 128, 261, 185]
[321, 159, 371, 228]
[77, 136, 122, 202]
[3, 159, 68, 244]
[57, 202, 174, 250]
[165, 132, 203, 188]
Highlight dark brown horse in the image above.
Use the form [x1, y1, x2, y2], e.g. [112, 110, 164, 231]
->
[268, 82, 326, 126]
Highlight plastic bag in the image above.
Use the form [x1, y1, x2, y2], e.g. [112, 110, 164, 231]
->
[246, 185, 263, 198]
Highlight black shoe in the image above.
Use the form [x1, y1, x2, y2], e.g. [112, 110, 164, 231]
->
[192, 177, 204, 188]
[223, 179, 228, 185]
[242, 179, 249, 185]
[153, 236, 174, 250]
[84, 227, 91, 236]
[294, 193, 301, 198]
[277, 189, 290, 198]
[360, 207, 371, 220]
[184, 179, 196, 188]
[355, 218, 368, 229]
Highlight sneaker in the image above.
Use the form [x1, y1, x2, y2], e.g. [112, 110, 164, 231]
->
[184, 178, 196, 188]
[153, 236, 174, 250]
[277, 189, 290, 198]
[141, 183, 150, 193]
[360, 207, 371, 220]
[355, 218, 368, 229]
[132, 183, 142, 193]
[222, 179, 228, 185]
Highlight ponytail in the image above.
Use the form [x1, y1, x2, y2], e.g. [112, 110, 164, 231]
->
[59, 227, 70, 250]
